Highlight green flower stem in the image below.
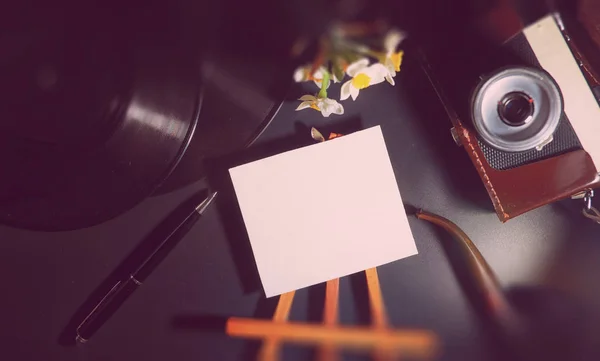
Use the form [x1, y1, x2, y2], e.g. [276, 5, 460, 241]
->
[318, 70, 330, 99]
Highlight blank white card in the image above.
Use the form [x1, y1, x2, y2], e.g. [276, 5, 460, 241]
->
[229, 126, 417, 297]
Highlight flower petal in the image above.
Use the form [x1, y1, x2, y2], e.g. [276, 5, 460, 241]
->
[311, 127, 326, 142]
[384, 58, 397, 77]
[364, 63, 388, 84]
[312, 67, 331, 88]
[313, 66, 326, 78]
[350, 85, 359, 101]
[370, 77, 385, 86]
[384, 30, 406, 54]
[298, 94, 317, 101]
[367, 63, 389, 75]
[385, 74, 395, 86]
[317, 100, 331, 117]
[331, 102, 344, 115]
[346, 58, 369, 77]
[340, 81, 352, 101]
[295, 101, 313, 111]
[321, 108, 333, 117]
[293, 66, 309, 82]
[313, 78, 331, 89]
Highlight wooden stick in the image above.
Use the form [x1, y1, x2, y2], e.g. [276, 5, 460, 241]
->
[258, 337, 280, 361]
[258, 291, 295, 361]
[319, 279, 340, 361]
[365, 268, 388, 328]
[365, 268, 393, 361]
[273, 291, 295, 322]
[323, 279, 339, 326]
[227, 318, 437, 358]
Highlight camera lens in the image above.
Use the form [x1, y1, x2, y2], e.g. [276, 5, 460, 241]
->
[497, 92, 534, 126]
[472, 67, 562, 152]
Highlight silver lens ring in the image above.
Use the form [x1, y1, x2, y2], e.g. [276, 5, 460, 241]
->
[471, 67, 563, 152]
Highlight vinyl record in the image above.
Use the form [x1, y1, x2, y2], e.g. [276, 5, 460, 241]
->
[0, 2, 201, 230]
[154, 0, 299, 193]
[156, 48, 290, 194]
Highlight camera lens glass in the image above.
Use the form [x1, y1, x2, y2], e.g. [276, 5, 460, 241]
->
[497, 92, 534, 126]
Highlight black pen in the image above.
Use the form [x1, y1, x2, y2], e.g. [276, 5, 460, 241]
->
[75, 191, 218, 343]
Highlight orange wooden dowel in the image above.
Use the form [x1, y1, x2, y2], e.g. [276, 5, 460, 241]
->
[258, 291, 296, 361]
[227, 318, 438, 358]
[323, 279, 339, 326]
[319, 343, 339, 361]
[273, 291, 295, 322]
[258, 341, 279, 361]
[365, 268, 388, 329]
[319, 279, 340, 361]
[365, 268, 393, 361]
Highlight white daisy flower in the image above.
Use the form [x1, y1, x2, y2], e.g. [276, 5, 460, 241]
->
[381, 30, 406, 85]
[293, 65, 335, 87]
[340, 60, 388, 101]
[295, 95, 344, 117]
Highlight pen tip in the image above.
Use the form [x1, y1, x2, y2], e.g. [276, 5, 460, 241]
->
[75, 334, 88, 344]
[195, 191, 218, 214]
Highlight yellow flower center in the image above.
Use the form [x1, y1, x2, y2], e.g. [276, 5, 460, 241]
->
[352, 73, 371, 89]
[391, 51, 404, 72]
[310, 103, 320, 111]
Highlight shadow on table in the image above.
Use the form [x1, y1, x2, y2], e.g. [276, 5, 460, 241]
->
[406, 204, 512, 361]
[172, 277, 374, 360]
[203, 117, 364, 294]
[517, 200, 600, 360]
[399, 44, 493, 212]
[412, 202, 600, 361]
[172, 295, 288, 360]
[57, 189, 210, 346]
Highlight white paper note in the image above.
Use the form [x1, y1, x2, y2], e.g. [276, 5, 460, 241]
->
[229, 126, 418, 297]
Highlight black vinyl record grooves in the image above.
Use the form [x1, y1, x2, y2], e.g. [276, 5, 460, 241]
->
[1, 0, 296, 230]
[0, 2, 201, 230]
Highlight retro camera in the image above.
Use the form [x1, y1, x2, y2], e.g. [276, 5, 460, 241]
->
[423, 11, 600, 221]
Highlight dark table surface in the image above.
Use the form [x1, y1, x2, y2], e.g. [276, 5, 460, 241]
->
[2, 55, 600, 361]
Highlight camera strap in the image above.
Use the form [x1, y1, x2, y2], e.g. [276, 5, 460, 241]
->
[579, 190, 600, 224]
